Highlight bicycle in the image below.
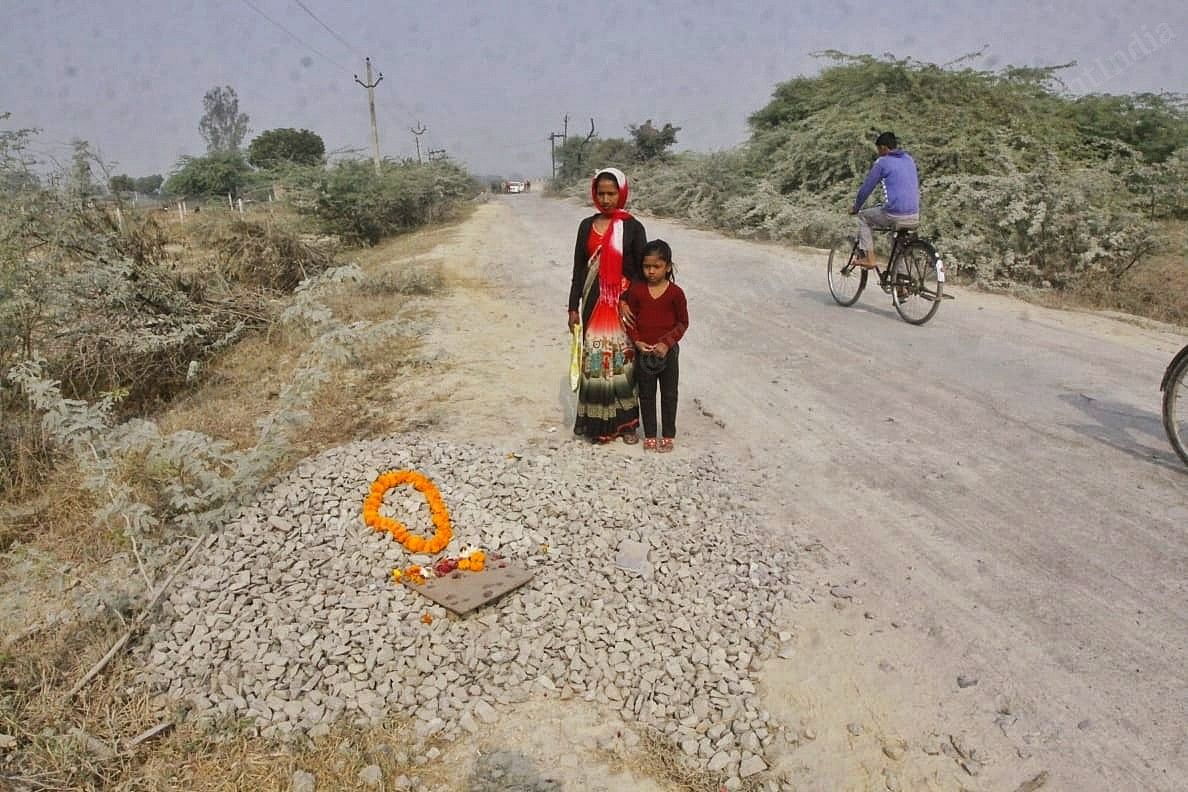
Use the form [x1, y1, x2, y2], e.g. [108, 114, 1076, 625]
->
[1161, 342, 1188, 467]
[827, 225, 945, 325]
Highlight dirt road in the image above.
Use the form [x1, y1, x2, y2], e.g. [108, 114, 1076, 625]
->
[422, 193, 1186, 791]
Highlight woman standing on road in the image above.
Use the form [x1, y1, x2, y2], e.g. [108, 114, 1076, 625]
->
[567, 167, 647, 443]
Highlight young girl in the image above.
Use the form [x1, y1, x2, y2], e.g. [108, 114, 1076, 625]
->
[624, 239, 688, 452]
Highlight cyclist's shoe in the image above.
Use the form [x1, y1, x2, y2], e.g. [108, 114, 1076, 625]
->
[853, 249, 877, 269]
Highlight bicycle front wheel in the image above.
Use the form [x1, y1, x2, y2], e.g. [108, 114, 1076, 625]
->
[1163, 351, 1188, 466]
[892, 240, 943, 325]
[828, 242, 867, 307]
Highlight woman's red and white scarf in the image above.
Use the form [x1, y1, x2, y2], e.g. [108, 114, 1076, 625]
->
[590, 167, 633, 306]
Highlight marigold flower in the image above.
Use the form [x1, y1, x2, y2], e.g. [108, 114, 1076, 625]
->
[421, 613, 433, 624]
[361, 469, 453, 556]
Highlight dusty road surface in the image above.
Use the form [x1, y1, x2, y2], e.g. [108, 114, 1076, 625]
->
[419, 192, 1186, 791]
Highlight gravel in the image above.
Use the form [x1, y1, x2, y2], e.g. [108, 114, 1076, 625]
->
[134, 434, 803, 780]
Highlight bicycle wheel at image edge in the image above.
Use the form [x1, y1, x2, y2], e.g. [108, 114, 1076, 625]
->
[828, 242, 867, 307]
[1163, 351, 1188, 466]
[892, 240, 943, 325]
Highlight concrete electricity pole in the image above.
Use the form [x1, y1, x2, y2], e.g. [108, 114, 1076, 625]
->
[410, 122, 427, 164]
[354, 57, 384, 174]
[548, 115, 569, 180]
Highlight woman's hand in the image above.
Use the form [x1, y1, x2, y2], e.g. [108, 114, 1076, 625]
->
[568, 310, 580, 331]
[619, 300, 636, 329]
[652, 342, 669, 357]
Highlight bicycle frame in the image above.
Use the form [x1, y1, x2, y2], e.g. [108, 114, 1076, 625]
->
[862, 229, 914, 290]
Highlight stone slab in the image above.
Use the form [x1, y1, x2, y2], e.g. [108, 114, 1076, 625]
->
[615, 539, 653, 579]
[405, 560, 535, 615]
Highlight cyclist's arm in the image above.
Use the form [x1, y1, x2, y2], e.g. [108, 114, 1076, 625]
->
[852, 160, 886, 212]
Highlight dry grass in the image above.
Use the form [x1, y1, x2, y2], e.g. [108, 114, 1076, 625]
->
[1064, 222, 1188, 327]
[603, 728, 767, 792]
[126, 718, 439, 792]
[0, 610, 434, 791]
[1, 216, 469, 791]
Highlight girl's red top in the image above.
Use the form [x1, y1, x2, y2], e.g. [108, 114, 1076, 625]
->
[625, 281, 689, 348]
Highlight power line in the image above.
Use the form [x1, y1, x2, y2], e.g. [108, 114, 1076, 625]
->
[237, 0, 352, 74]
[291, 0, 360, 56]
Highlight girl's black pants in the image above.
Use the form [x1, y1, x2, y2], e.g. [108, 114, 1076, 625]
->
[637, 345, 679, 439]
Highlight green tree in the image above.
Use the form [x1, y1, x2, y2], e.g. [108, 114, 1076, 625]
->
[555, 136, 638, 182]
[248, 128, 326, 169]
[1068, 92, 1188, 164]
[133, 174, 164, 194]
[70, 139, 97, 200]
[164, 151, 251, 198]
[199, 85, 250, 153]
[629, 120, 681, 161]
[109, 174, 135, 193]
[0, 113, 39, 192]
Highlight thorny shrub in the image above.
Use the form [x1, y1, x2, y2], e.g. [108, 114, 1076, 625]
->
[287, 158, 480, 246]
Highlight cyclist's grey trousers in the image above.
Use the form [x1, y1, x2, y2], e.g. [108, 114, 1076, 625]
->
[857, 207, 918, 259]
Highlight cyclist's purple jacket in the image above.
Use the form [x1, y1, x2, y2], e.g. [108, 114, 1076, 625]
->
[853, 149, 919, 215]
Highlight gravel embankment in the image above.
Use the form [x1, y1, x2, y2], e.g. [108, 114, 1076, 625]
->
[135, 435, 803, 782]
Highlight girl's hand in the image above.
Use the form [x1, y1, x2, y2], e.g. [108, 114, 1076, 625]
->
[636, 342, 653, 353]
[653, 342, 668, 357]
[567, 310, 580, 331]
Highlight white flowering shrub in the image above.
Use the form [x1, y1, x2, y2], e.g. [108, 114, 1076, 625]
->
[6, 262, 404, 575]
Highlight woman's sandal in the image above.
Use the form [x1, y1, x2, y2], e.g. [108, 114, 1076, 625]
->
[658, 438, 674, 453]
[621, 432, 639, 445]
[643, 438, 658, 451]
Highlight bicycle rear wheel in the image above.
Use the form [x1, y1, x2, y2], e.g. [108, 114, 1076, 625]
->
[891, 240, 943, 325]
[1163, 350, 1188, 466]
[828, 242, 867, 307]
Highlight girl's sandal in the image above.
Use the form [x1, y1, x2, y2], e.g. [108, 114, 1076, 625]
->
[658, 438, 674, 453]
[643, 438, 658, 451]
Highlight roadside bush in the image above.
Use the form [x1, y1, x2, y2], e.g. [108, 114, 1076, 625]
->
[927, 161, 1160, 285]
[205, 218, 336, 292]
[364, 264, 444, 296]
[292, 159, 479, 246]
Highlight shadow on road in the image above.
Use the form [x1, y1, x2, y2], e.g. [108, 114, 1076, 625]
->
[464, 750, 563, 792]
[794, 285, 904, 322]
[1059, 391, 1186, 471]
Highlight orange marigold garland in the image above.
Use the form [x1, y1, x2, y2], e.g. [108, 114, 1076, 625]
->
[362, 470, 452, 555]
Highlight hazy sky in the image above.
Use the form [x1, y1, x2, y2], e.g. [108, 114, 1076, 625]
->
[2, 1, 1185, 181]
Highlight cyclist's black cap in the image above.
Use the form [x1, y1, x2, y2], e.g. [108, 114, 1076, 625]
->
[876, 132, 898, 148]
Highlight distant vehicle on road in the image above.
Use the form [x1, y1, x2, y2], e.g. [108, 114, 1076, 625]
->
[506, 180, 525, 194]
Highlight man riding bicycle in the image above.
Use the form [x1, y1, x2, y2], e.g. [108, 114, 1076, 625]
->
[849, 131, 919, 270]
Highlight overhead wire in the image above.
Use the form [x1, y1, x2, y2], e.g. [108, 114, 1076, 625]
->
[237, 0, 443, 163]
[237, 0, 353, 74]
[291, 0, 360, 57]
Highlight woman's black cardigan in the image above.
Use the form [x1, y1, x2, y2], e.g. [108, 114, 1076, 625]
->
[567, 215, 648, 312]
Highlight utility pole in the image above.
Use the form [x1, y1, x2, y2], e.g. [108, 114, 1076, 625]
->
[410, 121, 427, 164]
[547, 114, 569, 180]
[354, 57, 384, 174]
